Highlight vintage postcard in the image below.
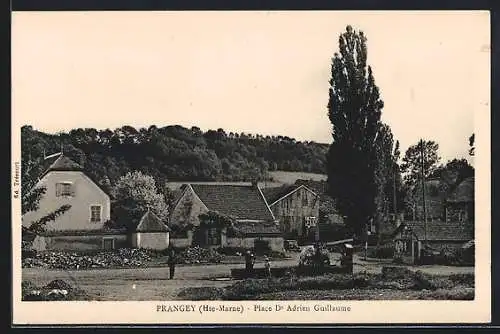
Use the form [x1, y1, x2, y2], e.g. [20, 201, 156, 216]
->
[12, 10, 491, 325]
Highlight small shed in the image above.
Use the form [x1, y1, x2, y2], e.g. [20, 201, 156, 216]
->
[392, 220, 474, 264]
[132, 210, 171, 250]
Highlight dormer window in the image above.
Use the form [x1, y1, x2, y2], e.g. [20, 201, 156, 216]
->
[56, 182, 74, 197]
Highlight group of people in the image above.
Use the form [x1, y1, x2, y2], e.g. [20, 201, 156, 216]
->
[166, 247, 273, 280]
[245, 250, 272, 278]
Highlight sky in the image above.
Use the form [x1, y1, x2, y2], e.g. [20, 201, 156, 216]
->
[12, 11, 489, 164]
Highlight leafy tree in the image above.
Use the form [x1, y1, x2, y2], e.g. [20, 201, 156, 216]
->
[400, 140, 440, 186]
[373, 124, 396, 233]
[21, 124, 330, 184]
[326, 25, 384, 237]
[391, 141, 406, 213]
[111, 171, 169, 231]
[21, 148, 71, 236]
[401, 140, 440, 220]
[431, 158, 474, 193]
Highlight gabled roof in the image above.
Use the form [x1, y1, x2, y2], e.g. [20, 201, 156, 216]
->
[262, 184, 318, 206]
[136, 210, 171, 233]
[262, 185, 299, 204]
[231, 220, 282, 236]
[446, 177, 474, 203]
[394, 220, 473, 242]
[188, 184, 276, 222]
[31, 154, 110, 196]
[294, 179, 328, 195]
[48, 155, 83, 171]
[39, 154, 83, 179]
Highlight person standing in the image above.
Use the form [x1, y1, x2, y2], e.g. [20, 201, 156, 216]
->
[264, 255, 271, 279]
[167, 246, 176, 279]
[245, 250, 255, 277]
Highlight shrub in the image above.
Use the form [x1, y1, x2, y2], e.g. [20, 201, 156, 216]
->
[222, 273, 374, 300]
[449, 273, 475, 287]
[421, 288, 474, 300]
[381, 266, 414, 280]
[22, 247, 37, 260]
[216, 247, 246, 256]
[455, 247, 475, 266]
[45, 279, 73, 291]
[176, 246, 224, 264]
[176, 287, 225, 300]
[367, 245, 394, 259]
[297, 274, 372, 290]
[21, 280, 38, 294]
[22, 279, 92, 301]
[224, 279, 279, 299]
[412, 271, 455, 290]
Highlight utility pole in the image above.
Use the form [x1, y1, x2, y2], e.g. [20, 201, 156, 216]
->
[420, 139, 427, 244]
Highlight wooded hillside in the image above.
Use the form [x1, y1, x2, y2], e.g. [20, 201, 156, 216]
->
[21, 125, 328, 193]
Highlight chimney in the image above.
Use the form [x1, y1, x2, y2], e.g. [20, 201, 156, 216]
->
[251, 179, 259, 188]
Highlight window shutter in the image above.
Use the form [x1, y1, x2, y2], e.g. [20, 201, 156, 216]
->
[56, 183, 61, 197]
[70, 184, 76, 197]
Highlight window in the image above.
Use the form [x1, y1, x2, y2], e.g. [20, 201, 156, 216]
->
[90, 205, 102, 223]
[56, 182, 73, 197]
[102, 237, 115, 250]
[207, 228, 221, 245]
[302, 193, 308, 206]
[304, 216, 317, 228]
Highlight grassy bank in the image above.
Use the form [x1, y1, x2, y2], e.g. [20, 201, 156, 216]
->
[176, 267, 474, 301]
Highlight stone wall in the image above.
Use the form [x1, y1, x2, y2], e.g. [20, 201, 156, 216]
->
[32, 233, 128, 252]
[170, 231, 193, 249]
[226, 236, 284, 252]
[133, 232, 170, 251]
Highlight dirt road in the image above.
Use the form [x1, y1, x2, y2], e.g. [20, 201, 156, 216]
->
[22, 255, 474, 301]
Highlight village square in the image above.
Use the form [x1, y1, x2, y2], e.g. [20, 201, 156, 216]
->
[17, 19, 478, 302]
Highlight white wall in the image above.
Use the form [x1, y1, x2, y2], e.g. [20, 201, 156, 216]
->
[23, 171, 111, 231]
[134, 232, 170, 250]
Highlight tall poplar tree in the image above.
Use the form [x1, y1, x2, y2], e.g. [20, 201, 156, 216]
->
[327, 25, 384, 237]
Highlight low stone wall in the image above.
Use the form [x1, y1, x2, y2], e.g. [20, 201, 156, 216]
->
[32, 233, 128, 252]
[226, 236, 284, 252]
[170, 237, 192, 249]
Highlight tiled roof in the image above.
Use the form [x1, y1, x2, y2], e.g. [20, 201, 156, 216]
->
[295, 179, 328, 195]
[262, 185, 300, 204]
[166, 181, 283, 191]
[35, 154, 83, 181]
[395, 220, 473, 241]
[447, 177, 474, 203]
[231, 220, 282, 235]
[136, 210, 171, 233]
[33, 154, 110, 196]
[190, 184, 275, 222]
[44, 155, 83, 174]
